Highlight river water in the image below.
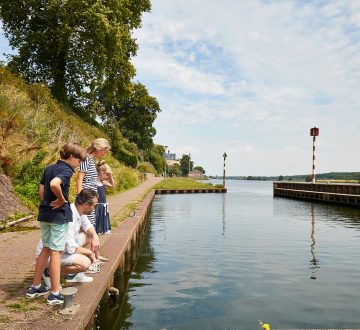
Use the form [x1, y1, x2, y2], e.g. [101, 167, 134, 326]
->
[96, 180, 360, 329]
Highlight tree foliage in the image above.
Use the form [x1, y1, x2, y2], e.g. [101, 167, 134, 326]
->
[167, 163, 181, 177]
[144, 144, 165, 174]
[194, 166, 205, 174]
[109, 82, 161, 150]
[180, 154, 193, 176]
[0, 0, 151, 108]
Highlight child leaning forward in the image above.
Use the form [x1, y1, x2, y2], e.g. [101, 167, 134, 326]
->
[26, 142, 87, 305]
[95, 160, 114, 234]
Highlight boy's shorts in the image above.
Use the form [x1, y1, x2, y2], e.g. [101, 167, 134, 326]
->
[40, 222, 68, 251]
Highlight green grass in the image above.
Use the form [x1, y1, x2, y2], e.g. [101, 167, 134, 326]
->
[0, 313, 12, 324]
[154, 178, 221, 189]
[7, 298, 39, 312]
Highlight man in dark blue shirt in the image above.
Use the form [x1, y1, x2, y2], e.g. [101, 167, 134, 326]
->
[26, 142, 87, 305]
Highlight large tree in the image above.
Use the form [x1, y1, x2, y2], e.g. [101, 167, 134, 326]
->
[110, 82, 161, 150]
[0, 0, 150, 107]
[180, 154, 193, 176]
[144, 144, 165, 174]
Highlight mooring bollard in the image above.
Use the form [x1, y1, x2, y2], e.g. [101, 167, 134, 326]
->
[58, 287, 80, 315]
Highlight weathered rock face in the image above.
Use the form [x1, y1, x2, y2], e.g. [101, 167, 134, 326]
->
[0, 174, 32, 223]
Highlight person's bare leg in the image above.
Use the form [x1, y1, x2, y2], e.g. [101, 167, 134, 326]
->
[32, 247, 51, 286]
[61, 255, 91, 275]
[49, 250, 62, 292]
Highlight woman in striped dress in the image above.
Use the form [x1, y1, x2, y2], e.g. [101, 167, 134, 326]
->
[77, 138, 110, 226]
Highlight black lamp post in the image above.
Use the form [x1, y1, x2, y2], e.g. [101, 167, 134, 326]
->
[188, 153, 191, 176]
[164, 145, 168, 178]
[223, 152, 227, 188]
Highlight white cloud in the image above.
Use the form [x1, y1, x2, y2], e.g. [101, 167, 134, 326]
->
[1, 0, 359, 175]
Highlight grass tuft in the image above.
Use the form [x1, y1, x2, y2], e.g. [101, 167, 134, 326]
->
[7, 298, 39, 312]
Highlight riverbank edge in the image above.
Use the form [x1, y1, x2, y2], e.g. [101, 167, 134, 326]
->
[38, 189, 156, 330]
[155, 188, 227, 194]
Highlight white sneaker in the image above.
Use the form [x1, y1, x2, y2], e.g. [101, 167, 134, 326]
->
[65, 272, 93, 283]
[94, 259, 104, 265]
[85, 263, 100, 274]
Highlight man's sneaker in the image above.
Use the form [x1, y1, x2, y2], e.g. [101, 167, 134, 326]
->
[26, 284, 48, 298]
[47, 292, 64, 305]
[85, 263, 100, 274]
[65, 272, 93, 283]
[94, 259, 104, 266]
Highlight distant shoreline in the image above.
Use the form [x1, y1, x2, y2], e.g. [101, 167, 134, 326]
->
[209, 172, 360, 183]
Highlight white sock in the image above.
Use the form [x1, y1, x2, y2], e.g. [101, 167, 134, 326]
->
[34, 284, 41, 289]
[51, 291, 59, 296]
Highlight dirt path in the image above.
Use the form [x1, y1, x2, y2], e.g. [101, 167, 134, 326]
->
[0, 176, 162, 329]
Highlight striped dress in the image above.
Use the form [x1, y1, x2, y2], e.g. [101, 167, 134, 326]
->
[79, 155, 98, 225]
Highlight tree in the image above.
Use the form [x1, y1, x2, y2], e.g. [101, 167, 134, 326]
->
[110, 82, 161, 150]
[0, 0, 151, 108]
[144, 144, 165, 174]
[168, 163, 181, 177]
[180, 154, 193, 176]
[194, 166, 205, 174]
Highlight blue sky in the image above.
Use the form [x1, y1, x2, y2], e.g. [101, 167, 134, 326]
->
[1, 1, 360, 176]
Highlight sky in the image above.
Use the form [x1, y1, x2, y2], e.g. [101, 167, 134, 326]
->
[1, 1, 360, 176]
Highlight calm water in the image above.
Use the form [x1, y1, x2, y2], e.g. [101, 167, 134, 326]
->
[97, 180, 360, 329]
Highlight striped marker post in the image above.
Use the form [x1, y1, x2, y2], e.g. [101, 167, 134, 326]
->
[310, 127, 319, 184]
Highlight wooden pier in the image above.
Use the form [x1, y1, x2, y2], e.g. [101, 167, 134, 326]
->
[273, 181, 360, 208]
[155, 188, 227, 194]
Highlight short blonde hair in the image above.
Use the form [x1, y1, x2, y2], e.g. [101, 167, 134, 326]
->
[96, 160, 112, 174]
[87, 138, 110, 153]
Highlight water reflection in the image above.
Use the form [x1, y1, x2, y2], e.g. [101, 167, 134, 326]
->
[95, 219, 157, 330]
[222, 192, 226, 237]
[97, 181, 360, 329]
[309, 205, 319, 280]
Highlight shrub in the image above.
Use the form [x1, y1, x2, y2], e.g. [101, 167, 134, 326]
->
[116, 168, 141, 191]
[137, 162, 156, 174]
[114, 148, 138, 168]
[13, 151, 47, 209]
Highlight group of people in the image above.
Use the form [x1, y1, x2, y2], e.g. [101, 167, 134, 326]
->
[26, 138, 115, 305]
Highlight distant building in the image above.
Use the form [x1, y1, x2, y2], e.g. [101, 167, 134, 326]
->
[164, 152, 177, 160]
[188, 169, 204, 179]
[166, 159, 180, 166]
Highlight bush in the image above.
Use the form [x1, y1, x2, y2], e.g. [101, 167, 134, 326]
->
[114, 148, 138, 168]
[137, 162, 156, 174]
[13, 151, 47, 209]
[116, 168, 141, 191]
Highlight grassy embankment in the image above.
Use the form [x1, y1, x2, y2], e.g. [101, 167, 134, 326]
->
[154, 177, 222, 189]
[0, 66, 142, 222]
